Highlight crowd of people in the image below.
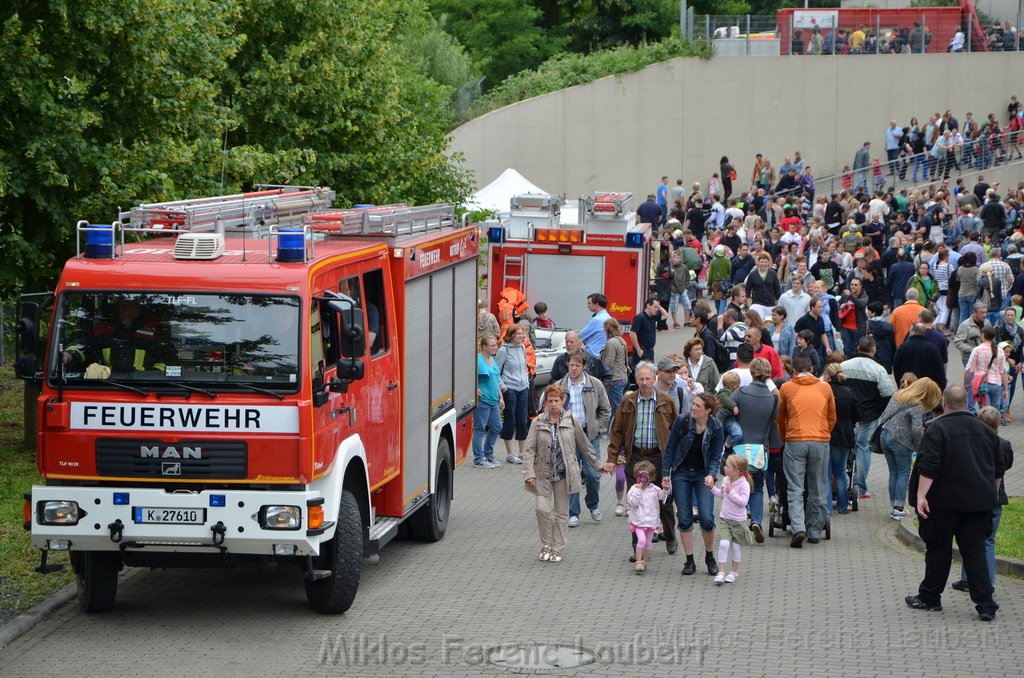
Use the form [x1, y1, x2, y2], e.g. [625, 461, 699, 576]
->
[789, 21, 1022, 56]
[473, 108, 1022, 620]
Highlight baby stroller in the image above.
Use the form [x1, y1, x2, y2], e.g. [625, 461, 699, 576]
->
[847, 448, 859, 512]
[768, 466, 832, 540]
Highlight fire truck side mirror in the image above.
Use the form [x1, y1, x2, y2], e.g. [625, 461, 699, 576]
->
[14, 302, 41, 379]
[339, 308, 366, 358]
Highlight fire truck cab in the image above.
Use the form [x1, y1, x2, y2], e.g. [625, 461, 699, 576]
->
[486, 192, 653, 331]
[15, 187, 478, 614]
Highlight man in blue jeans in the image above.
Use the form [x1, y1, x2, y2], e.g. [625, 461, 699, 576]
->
[558, 353, 611, 527]
[841, 336, 895, 501]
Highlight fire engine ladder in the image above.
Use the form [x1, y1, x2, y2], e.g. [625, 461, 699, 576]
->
[305, 203, 456, 237]
[119, 185, 335, 233]
[502, 254, 527, 295]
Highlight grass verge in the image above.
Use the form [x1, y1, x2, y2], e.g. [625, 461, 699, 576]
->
[0, 366, 73, 624]
[996, 496, 1023, 561]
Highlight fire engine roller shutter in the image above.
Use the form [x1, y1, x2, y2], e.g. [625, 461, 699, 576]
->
[430, 268, 455, 415]
[525, 254, 605, 331]
[404, 276, 431, 507]
[453, 259, 477, 418]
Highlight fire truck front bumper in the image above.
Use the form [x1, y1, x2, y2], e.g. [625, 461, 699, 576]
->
[29, 485, 333, 557]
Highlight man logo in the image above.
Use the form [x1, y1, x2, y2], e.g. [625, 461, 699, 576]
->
[162, 462, 182, 476]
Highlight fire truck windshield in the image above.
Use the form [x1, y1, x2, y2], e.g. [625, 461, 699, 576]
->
[51, 292, 301, 391]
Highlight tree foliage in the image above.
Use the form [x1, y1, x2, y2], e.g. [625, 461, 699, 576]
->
[429, 0, 565, 88]
[468, 38, 709, 120]
[0, 0, 473, 297]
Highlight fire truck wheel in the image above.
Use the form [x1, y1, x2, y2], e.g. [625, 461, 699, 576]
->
[305, 489, 362, 614]
[407, 439, 452, 542]
[74, 551, 121, 613]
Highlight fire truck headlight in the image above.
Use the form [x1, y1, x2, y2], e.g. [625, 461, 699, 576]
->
[38, 500, 82, 526]
[260, 505, 302, 530]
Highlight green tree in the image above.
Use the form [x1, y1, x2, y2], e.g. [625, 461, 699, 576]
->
[554, 0, 679, 51]
[429, 0, 564, 88]
[0, 0, 243, 297]
[227, 0, 472, 206]
[0, 1, 473, 296]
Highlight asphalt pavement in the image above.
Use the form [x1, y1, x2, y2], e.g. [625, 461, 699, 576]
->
[1, 325, 1021, 677]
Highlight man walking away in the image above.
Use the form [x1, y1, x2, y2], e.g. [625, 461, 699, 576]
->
[777, 354, 837, 547]
[906, 386, 1003, 622]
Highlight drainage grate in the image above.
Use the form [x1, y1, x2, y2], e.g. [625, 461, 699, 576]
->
[486, 643, 598, 673]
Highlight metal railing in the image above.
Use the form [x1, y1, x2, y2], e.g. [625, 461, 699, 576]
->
[694, 13, 1023, 55]
[736, 127, 1024, 201]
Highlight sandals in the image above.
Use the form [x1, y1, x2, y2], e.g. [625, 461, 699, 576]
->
[549, 552, 562, 563]
[539, 545, 551, 562]
[634, 560, 647, 574]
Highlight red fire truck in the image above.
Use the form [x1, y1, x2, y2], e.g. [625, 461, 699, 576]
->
[486, 192, 653, 331]
[15, 186, 478, 614]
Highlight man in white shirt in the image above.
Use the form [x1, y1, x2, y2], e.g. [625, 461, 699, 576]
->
[709, 196, 726, 230]
[868, 191, 891, 222]
[779, 275, 812, 328]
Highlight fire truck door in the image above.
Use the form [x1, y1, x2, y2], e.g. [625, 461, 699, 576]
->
[358, 268, 400, 486]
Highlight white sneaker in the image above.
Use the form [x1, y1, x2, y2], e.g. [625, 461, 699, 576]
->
[591, 508, 603, 522]
[506, 454, 523, 465]
[714, 572, 726, 585]
[614, 502, 625, 517]
[725, 572, 737, 583]
[568, 515, 579, 528]
[486, 458, 502, 468]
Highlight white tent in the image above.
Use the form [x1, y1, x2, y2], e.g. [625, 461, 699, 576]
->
[466, 168, 549, 216]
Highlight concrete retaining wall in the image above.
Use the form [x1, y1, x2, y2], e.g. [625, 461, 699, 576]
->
[450, 54, 1024, 203]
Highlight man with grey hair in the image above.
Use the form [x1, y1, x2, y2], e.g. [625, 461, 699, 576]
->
[890, 287, 924, 347]
[606, 361, 678, 556]
[549, 330, 610, 383]
[906, 386, 1003, 621]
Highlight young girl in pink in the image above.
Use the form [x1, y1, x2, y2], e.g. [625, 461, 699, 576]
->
[710, 454, 753, 584]
[626, 460, 670, 574]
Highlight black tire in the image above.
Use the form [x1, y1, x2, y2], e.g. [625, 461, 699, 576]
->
[767, 509, 776, 538]
[824, 518, 831, 541]
[851, 484, 860, 512]
[305, 489, 362, 614]
[406, 439, 452, 542]
[75, 551, 121, 613]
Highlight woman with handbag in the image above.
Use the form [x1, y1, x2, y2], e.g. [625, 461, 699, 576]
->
[720, 156, 736, 202]
[523, 384, 610, 563]
[822, 363, 859, 515]
[732, 358, 778, 543]
[875, 377, 942, 521]
[967, 326, 1010, 420]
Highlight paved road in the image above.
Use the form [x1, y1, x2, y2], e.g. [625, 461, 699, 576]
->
[1, 327, 1021, 677]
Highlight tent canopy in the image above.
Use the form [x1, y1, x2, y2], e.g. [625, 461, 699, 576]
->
[466, 168, 549, 216]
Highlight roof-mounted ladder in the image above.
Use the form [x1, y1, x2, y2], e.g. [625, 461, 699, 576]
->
[306, 204, 456, 237]
[118, 185, 335, 232]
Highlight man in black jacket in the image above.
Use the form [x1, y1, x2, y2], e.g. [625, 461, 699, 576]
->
[549, 330, 610, 384]
[906, 386, 1003, 621]
[892, 323, 947, 389]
